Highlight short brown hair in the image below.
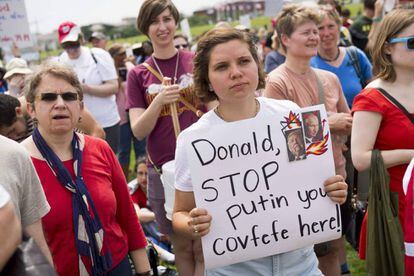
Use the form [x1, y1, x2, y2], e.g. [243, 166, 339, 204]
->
[25, 62, 83, 104]
[318, 4, 341, 27]
[193, 28, 266, 103]
[371, 9, 414, 82]
[137, 0, 179, 36]
[276, 4, 320, 52]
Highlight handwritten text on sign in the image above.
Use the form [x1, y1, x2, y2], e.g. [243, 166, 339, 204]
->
[0, 0, 34, 48]
[184, 104, 341, 269]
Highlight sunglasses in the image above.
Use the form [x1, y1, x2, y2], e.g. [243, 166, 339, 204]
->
[62, 42, 81, 50]
[388, 36, 414, 50]
[175, 44, 188, 49]
[36, 92, 79, 102]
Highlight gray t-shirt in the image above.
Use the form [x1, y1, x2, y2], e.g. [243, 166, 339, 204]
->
[0, 135, 50, 227]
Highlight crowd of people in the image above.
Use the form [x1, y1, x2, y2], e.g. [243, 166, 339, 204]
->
[0, 0, 414, 275]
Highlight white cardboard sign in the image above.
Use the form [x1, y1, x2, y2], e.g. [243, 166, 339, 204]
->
[184, 104, 341, 269]
[0, 0, 34, 48]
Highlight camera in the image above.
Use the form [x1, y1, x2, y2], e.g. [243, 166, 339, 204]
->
[118, 67, 127, 82]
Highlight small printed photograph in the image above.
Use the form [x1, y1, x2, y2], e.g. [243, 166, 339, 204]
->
[285, 128, 307, 162]
[302, 111, 323, 144]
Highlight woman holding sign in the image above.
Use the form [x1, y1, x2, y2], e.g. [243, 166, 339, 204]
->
[173, 27, 348, 275]
[126, 0, 208, 274]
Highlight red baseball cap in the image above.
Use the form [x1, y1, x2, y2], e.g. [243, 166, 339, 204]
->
[58, 21, 81, 44]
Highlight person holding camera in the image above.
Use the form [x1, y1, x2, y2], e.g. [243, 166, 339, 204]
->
[108, 43, 147, 179]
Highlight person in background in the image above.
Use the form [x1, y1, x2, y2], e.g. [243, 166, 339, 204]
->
[264, 30, 286, 73]
[108, 43, 146, 178]
[350, 0, 379, 53]
[0, 135, 53, 267]
[311, 5, 372, 108]
[0, 183, 22, 271]
[351, 9, 414, 274]
[341, 8, 353, 28]
[174, 34, 191, 51]
[264, 4, 352, 275]
[22, 62, 150, 275]
[57, 21, 120, 153]
[4, 58, 32, 97]
[128, 158, 175, 264]
[0, 94, 105, 142]
[132, 41, 154, 65]
[89, 31, 108, 50]
[173, 27, 348, 275]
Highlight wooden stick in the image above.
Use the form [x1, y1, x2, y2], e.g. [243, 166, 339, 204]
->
[162, 77, 181, 138]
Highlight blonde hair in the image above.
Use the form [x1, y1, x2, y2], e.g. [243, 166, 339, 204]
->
[276, 4, 320, 51]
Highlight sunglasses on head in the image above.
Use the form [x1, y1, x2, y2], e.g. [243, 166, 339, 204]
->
[389, 36, 414, 50]
[37, 92, 79, 102]
[62, 42, 81, 50]
[175, 44, 188, 49]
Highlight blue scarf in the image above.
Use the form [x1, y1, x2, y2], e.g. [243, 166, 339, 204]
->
[32, 129, 112, 275]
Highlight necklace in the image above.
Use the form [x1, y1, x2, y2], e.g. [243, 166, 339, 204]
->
[152, 50, 180, 84]
[318, 47, 340, 62]
[215, 99, 260, 122]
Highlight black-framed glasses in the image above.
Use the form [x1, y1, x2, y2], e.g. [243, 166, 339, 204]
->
[175, 44, 188, 49]
[137, 172, 148, 176]
[36, 92, 79, 102]
[389, 36, 414, 50]
[62, 42, 81, 50]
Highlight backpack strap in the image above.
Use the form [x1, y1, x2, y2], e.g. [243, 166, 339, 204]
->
[346, 46, 366, 87]
[376, 88, 414, 125]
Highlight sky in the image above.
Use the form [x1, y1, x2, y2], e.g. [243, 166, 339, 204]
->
[25, 0, 225, 34]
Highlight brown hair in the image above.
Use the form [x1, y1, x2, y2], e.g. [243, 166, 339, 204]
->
[136, 0, 179, 36]
[318, 4, 341, 27]
[25, 62, 83, 104]
[276, 4, 320, 51]
[371, 9, 414, 82]
[193, 28, 266, 103]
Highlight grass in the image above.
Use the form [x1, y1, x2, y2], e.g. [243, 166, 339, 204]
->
[346, 242, 366, 275]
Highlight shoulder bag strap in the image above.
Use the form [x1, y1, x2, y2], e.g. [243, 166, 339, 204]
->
[142, 62, 163, 82]
[313, 69, 325, 105]
[377, 88, 414, 125]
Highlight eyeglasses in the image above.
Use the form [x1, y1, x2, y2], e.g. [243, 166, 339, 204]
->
[62, 42, 81, 50]
[175, 44, 188, 49]
[137, 172, 148, 176]
[388, 36, 414, 50]
[36, 92, 79, 102]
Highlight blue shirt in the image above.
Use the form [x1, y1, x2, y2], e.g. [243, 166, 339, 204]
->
[311, 48, 372, 107]
[265, 50, 286, 74]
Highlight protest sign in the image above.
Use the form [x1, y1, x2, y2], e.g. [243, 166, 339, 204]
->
[183, 104, 341, 269]
[180, 18, 192, 42]
[0, 0, 34, 49]
[239, 14, 251, 29]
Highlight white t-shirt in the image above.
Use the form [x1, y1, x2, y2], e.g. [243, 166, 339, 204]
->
[174, 97, 299, 192]
[0, 185, 10, 209]
[60, 46, 120, 128]
[403, 158, 414, 195]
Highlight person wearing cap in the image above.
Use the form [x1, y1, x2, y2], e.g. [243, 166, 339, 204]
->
[89, 31, 108, 50]
[132, 40, 153, 64]
[57, 21, 120, 153]
[4, 58, 32, 97]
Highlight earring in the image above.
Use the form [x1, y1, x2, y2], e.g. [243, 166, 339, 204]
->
[208, 84, 214, 92]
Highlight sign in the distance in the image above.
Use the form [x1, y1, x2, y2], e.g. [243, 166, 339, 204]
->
[183, 104, 342, 269]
